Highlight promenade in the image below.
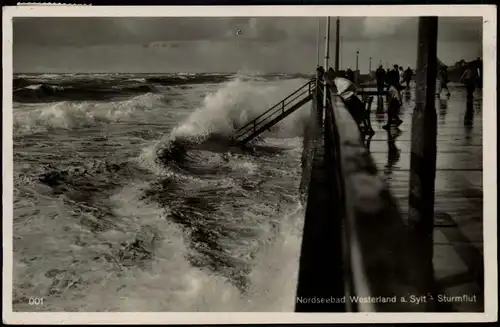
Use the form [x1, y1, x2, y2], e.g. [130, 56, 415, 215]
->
[366, 83, 484, 312]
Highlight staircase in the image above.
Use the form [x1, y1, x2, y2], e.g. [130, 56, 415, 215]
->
[232, 79, 317, 145]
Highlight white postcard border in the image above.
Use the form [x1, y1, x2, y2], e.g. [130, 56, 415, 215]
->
[2, 4, 497, 324]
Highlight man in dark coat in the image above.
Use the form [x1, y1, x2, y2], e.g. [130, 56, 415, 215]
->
[345, 67, 355, 83]
[375, 65, 386, 96]
[386, 64, 400, 89]
[403, 67, 413, 89]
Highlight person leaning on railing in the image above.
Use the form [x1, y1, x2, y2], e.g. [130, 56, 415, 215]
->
[322, 67, 336, 87]
[333, 76, 367, 134]
[316, 66, 325, 80]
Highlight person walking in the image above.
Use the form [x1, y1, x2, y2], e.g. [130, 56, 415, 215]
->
[461, 62, 478, 125]
[383, 77, 403, 130]
[476, 57, 483, 89]
[387, 64, 400, 89]
[437, 66, 451, 98]
[460, 62, 478, 102]
[384, 65, 400, 102]
[316, 66, 325, 80]
[325, 67, 336, 86]
[398, 66, 405, 86]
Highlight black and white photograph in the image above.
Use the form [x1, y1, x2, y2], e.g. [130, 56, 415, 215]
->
[2, 4, 497, 324]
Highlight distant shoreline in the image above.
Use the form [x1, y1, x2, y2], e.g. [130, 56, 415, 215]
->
[13, 72, 314, 76]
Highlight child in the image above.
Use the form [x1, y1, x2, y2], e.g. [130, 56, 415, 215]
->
[383, 80, 403, 130]
[398, 66, 405, 86]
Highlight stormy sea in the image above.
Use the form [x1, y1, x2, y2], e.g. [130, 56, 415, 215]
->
[12, 72, 315, 312]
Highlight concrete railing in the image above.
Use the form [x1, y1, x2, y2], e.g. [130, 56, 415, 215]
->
[322, 91, 435, 312]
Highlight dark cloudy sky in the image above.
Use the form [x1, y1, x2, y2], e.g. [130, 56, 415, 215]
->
[13, 16, 483, 73]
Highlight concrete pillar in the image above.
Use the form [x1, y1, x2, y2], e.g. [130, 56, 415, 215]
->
[408, 16, 439, 311]
[409, 17, 438, 234]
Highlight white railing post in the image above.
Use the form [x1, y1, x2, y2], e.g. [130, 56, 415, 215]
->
[323, 16, 331, 122]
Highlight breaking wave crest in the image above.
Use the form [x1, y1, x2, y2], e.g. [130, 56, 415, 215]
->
[136, 75, 312, 174]
[13, 72, 310, 312]
[171, 76, 310, 141]
[13, 93, 165, 135]
[13, 72, 312, 103]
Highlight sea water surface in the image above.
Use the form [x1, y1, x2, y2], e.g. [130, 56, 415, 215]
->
[12, 72, 313, 311]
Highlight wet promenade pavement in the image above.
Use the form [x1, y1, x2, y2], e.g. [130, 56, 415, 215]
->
[364, 83, 484, 312]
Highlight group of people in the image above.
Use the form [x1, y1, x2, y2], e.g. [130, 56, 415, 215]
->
[375, 64, 414, 94]
[377, 60, 480, 101]
[374, 64, 408, 129]
[315, 59, 481, 134]
[316, 65, 406, 133]
[315, 65, 359, 86]
[315, 65, 375, 134]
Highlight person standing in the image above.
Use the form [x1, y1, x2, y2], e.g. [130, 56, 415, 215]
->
[403, 67, 413, 89]
[375, 65, 386, 97]
[345, 66, 355, 83]
[387, 64, 400, 89]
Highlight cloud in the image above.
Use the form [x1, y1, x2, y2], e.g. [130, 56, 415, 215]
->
[438, 17, 483, 41]
[13, 17, 243, 45]
[361, 17, 416, 38]
[13, 16, 482, 47]
[12, 16, 483, 73]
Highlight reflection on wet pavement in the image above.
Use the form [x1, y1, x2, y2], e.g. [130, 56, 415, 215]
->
[364, 84, 484, 312]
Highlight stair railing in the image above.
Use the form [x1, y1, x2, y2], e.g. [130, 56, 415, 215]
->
[232, 79, 316, 142]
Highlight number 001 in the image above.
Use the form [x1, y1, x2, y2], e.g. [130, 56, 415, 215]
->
[29, 297, 44, 305]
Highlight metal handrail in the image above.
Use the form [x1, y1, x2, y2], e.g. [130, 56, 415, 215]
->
[233, 86, 315, 140]
[235, 88, 308, 134]
[233, 80, 314, 138]
[232, 79, 315, 139]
